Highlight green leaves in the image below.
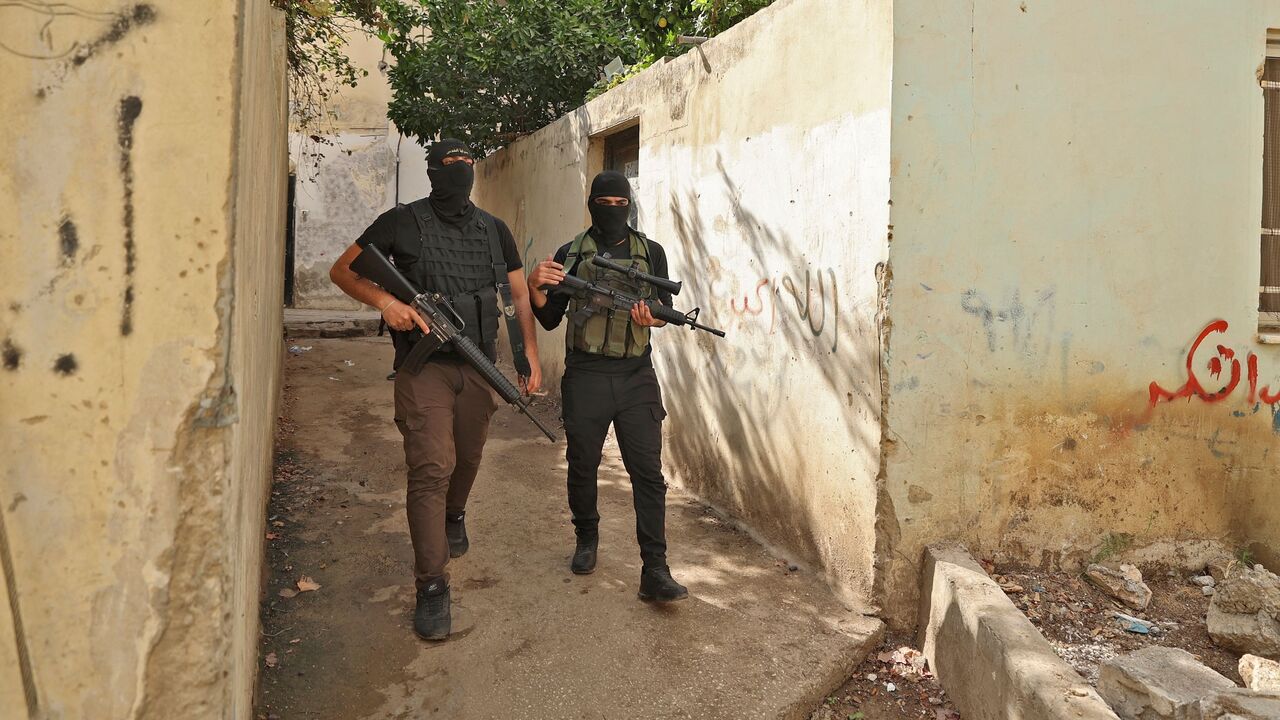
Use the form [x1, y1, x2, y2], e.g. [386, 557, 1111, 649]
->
[371, 0, 636, 156]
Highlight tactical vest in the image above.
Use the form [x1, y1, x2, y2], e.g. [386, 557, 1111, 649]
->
[565, 230, 653, 358]
[397, 200, 500, 356]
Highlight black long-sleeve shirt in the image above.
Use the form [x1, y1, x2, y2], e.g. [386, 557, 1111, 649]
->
[533, 228, 672, 375]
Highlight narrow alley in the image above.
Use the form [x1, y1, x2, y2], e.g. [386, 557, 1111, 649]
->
[255, 335, 882, 719]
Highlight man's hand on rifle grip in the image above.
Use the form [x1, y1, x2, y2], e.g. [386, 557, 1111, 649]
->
[382, 298, 430, 334]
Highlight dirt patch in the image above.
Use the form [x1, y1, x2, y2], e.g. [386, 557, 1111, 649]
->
[992, 563, 1242, 685]
[811, 635, 961, 720]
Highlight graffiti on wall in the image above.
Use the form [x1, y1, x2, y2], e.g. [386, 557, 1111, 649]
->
[720, 267, 842, 353]
[960, 287, 1057, 356]
[1146, 319, 1280, 418]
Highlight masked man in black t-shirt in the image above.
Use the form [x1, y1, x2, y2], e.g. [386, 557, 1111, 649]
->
[330, 139, 542, 640]
[526, 171, 688, 603]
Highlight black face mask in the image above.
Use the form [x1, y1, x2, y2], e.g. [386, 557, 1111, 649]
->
[590, 203, 630, 243]
[428, 161, 474, 216]
[426, 138, 475, 217]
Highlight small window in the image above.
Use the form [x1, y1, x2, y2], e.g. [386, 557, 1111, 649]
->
[1261, 30, 1280, 331]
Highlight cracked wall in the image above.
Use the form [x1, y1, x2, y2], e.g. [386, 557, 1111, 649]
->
[286, 30, 431, 310]
[0, 1, 285, 716]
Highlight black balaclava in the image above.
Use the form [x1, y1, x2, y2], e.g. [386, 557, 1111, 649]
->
[588, 170, 632, 244]
[427, 138, 475, 219]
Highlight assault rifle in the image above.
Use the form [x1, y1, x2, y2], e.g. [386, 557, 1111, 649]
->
[350, 245, 557, 442]
[551, 255, 726, 338]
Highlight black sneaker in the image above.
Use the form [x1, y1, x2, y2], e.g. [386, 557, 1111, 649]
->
[638, 566, 688, 603]
[414, 580, 451, 640]
[571, 535, 598, 575]
[446, 512, 469, 558]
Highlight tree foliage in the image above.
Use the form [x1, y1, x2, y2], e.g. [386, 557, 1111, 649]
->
[620, 0, 774, 59]
[275, 0, 375, 130]
[375, 0, 637, 156]
[279, 0, 776, 156]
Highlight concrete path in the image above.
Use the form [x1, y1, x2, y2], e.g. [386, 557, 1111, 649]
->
[283, 307, 382, 338]
[257, 337, 882, 720]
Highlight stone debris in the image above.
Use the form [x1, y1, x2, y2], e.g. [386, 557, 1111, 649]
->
[1086, 564, 1153, 611]
[1239, 654, 1280, 692]
[1202, 586, 1216, 597]
[1196, 688, 1280, 720]
[1206, 556, 1239, 584]
[1191, 575, 1217, 588]
[1097, 646, 1234, 720]
[1206, 566, 1280, 658]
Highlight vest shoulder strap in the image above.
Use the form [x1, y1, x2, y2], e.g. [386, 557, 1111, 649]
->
[564, 230, 594, 268]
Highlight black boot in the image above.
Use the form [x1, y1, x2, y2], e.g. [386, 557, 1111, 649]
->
[414, 579, 451, 640]
[638, 565, 688, 603]
[445, 512, 469, 558]
[571, 534, 598, 575]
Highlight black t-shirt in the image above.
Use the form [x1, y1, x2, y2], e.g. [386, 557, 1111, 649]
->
[356, 201, 522, 272]
[532, 228, 672, 375]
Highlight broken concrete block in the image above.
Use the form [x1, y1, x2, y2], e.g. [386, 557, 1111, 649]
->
[1207, 566, 1280, 658]
[1098, 646, 1234, 719]
[1207, 556, 1239, 584]
[1197, 688, 1280, 719]
[1086, 563, 1153, 611]
[1240, 654, 1280, 692]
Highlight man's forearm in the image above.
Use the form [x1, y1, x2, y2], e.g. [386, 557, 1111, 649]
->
[330, 246, 395, 309]
[510, 274, 540, 357]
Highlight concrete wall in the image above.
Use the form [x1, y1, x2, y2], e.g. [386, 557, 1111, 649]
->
[474, 0, 893, 609]
[882, 0, 1280, 626]
[288, 30, 430, 309]
[0, 1, 286, 716]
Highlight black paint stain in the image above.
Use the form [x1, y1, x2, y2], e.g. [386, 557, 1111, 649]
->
[2, 339, 21, 371]
[58, 216, 79, 262]
[71, 4, 157, 68]
[53, 353, 77, 375]
[118, 95, 142, 336]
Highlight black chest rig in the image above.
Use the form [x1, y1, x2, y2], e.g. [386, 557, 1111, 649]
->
[389, 200, 525, 370]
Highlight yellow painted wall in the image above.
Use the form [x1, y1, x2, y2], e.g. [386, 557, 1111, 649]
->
[0, 1, 285, 715]
[883, 0, 1280, 626]
[475, 0, 893, 610]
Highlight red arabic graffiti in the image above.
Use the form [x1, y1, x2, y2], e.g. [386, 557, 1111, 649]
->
[1147, 320, 1280, 415]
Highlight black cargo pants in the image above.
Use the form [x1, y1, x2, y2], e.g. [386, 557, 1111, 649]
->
[561, 365, 668, 569]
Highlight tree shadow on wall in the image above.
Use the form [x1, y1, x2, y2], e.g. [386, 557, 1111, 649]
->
[657, 153, 883, 594]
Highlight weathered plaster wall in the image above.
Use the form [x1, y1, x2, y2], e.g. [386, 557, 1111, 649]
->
[0, 1, 285, 716]
[883, 0, 1280, 627]
[287, 29, 432, 309]
[474, 0, 893, 609]
[291, 132, 395, 309]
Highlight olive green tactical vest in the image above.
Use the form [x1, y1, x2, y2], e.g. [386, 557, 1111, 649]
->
[565, 230, 653, 358]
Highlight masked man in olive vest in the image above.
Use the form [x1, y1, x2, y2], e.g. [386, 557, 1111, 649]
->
[527, 170, 688, 603]
[330, 139, 542, 640]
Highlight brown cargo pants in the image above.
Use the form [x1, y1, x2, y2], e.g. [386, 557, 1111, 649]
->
[393, 358, 498, 589]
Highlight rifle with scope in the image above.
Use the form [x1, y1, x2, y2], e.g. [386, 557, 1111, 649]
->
[549, 255, 726, 338]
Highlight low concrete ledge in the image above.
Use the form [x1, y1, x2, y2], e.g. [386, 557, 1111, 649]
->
[918, 545, 1119, 720]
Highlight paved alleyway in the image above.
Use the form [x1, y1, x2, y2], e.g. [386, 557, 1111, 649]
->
[256, 337, 882, 720]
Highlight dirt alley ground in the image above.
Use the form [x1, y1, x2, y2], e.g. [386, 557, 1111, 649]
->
[255, 337, 882, 720]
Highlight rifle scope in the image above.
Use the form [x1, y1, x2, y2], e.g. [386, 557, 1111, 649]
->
[590, 255, 682, 296]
